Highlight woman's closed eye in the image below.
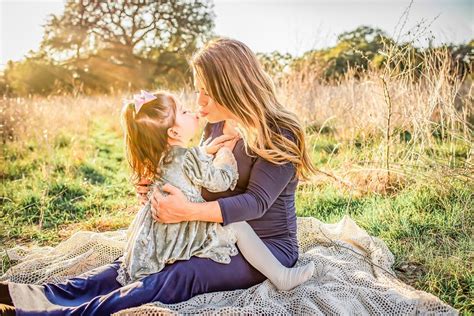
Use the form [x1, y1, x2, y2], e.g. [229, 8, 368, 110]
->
[195, 89, 209, 96]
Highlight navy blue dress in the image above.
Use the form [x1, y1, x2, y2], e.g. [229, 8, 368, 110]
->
[9, 121, 299, 315]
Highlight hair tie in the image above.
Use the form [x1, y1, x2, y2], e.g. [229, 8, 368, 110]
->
[132, 90, 157, 113]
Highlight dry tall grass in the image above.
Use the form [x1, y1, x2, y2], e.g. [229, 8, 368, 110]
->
[0, 91, 201, 144]
[1, 42, 472, 193]
[1, 95, 121, 144]
[280, 50, 471, 140]
[276, 46, 472, 193]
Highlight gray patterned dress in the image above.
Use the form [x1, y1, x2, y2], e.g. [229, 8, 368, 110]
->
[116, 145, 239, 286]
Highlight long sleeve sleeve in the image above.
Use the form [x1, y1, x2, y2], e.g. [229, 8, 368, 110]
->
[217, 156, 296, 226]
[183, 146, 239, 193]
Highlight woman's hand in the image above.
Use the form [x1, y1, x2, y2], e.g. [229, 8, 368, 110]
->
[204, 134, 237, 155]
[150, 184, 195, 223]
[136, 178, 152, 205]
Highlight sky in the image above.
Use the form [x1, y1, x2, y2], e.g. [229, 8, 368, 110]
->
[0, 0, 473, 69]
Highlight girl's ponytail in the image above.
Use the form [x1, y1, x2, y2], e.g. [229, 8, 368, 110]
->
[121, 102, 140, 182]
[120, 92, 177, 183]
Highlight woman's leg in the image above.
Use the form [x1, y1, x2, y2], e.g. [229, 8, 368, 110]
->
[42, 261, 123, 304]
[9, 239, 296, 315]
[7, 261, 123, 315]
[41, 238, 296, 315]
[228, 222, 314, 290]
[81, 243, 295, 314]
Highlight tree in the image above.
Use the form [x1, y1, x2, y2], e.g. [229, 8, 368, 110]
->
[327, 26, 391, 78]
[4, 53, 73, 96]
[290, 26, 394, 80]
[449, 40, 474, 78]
[40, 0, 215, 91]
[257, 51, 293, 80]
[42, 0, 214, 59]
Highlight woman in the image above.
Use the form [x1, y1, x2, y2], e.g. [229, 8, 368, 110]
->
[1, 38, 315, 315]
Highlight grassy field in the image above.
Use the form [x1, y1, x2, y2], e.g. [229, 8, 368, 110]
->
[1, 73, 473, 313]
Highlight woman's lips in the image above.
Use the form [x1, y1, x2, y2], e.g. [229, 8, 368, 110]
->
[199, 111, 208, 117]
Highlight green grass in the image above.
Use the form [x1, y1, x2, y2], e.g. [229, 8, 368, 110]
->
[0, 121, 136, 252]
[296, 181, 473, 313]
[1, 119, 473, 313]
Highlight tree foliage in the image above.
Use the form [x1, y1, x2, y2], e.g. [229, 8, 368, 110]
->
[3, 53, 73, 96]
[287, 26, 472, 81]
[41, 0, 214, 59]
[2, 0, 215, 96]
[2, 16, 472, 97]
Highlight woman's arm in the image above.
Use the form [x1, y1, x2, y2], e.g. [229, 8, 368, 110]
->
[150, 156, 295, 225]
[218, 157, 295, 225]
[150, 184, 223, 223]
[217, 130, 298, 225]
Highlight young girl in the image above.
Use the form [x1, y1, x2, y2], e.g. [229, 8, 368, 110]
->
[117, 90, 314, 291]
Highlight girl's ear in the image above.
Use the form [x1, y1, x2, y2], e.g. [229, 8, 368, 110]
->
[167, 127, 180, 140]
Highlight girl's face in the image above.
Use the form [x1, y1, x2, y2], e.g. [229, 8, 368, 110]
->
[193, 71, 236, 123]
[172, 102, 200, 143]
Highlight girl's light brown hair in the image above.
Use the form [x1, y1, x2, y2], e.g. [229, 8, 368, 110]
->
[191, 38, 316, 180]
[121, 91, 177, 182]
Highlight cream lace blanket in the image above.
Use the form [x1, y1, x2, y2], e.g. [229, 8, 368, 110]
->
[1, 216, 456, 315]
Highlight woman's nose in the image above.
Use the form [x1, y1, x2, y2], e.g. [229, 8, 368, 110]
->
[197, 96, 205, 107]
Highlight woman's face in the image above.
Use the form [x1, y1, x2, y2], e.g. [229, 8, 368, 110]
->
[193, 71, 236, 123]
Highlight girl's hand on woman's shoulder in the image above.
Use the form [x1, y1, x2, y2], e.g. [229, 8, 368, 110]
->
[204, 134, 237, 155]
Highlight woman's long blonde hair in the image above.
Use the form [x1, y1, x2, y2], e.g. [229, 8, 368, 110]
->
[191, 38, 316, 180]
[121, 91, 177, 182]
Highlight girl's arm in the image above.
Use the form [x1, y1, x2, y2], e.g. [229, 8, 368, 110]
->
[183, 146, 238, 193]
